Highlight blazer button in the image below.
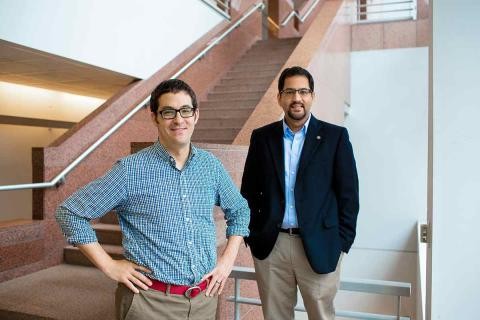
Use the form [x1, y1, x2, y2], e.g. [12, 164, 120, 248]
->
[259, 192, 263, 195]
[258, 209, 262, 213]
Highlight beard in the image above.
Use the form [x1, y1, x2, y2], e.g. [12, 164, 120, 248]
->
[287, 103, 306, 120]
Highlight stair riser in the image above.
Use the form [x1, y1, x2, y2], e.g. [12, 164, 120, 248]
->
[219, 77, 274, 86]
[99, 211, 118, 224]
[64, 248, 124, 267]
[230, 64, 282, 73]
[240, 52, 293, 61]
[208, 91, 264, 101]
[192, 139, 233, 144]
[95, 229, 122, 246]
[224, 70, 278, 79]
[200, 100, 257, 109]
[213, 83, 271, 93]
[199, 109, 253, 118]
[192, 128, 239, 140]
[197, 118, 248, 128]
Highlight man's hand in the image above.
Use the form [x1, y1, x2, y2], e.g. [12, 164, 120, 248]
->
[201, 235, 243, 297]
[103, 259, 152, 294]
[77, 242, 152, 294]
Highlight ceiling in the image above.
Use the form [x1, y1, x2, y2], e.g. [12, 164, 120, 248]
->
[0, 40, 136, 99]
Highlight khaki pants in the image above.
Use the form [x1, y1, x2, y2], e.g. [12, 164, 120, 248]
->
[254, 232, 343, 320]
[115, 283, 218, 320]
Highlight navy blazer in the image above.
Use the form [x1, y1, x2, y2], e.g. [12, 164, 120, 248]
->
[241, 116, 359, 274]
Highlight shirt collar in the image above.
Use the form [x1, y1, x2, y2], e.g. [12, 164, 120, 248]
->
[283, 113, 311, 138]
[153, 140, 197, 165]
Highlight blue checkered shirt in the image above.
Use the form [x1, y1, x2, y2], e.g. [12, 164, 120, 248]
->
[56, 141, 250, 285]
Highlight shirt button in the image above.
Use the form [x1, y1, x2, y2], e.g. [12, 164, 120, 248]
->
[290, 205, 293, 209]
[192, 264, 196, 268]
[186, 218, 190, 222]
[188, 241, 192, 246]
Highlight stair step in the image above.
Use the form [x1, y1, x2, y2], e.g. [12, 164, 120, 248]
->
[200, 99, 258, 109]
[207, 91, 264, 101]
[247, 47, 297, 54]
[191, 138, 233, 144]
[239, 49, 292, 59]
[199, 108, 253, 118]
[230, 63, 282, 73]
[192, 128, 240, 140]
[213, 82, 271, 93]
[99, 211, 118, 224]
[64, 244, 124, 267]
[197, 117, 249, 128]
[224, 69, 279, 79]
[252, 37, 300, 47]
[219, 76, 274, 86]
[93, 223, 122, 245]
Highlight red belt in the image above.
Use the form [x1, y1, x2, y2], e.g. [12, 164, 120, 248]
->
[149, 278, 209, 298]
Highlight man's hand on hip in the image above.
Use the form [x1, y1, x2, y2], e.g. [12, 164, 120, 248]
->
[77, 242, 152, 294]
[103, 259, 152, 293]
[201, 235, 243, 297]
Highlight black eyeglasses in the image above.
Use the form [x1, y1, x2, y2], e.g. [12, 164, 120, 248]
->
[158, 106, 196, 120]
[280, 88, 313, 97]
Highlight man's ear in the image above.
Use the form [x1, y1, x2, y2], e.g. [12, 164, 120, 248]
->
[151, 112, 159, 124]
[194, 108, 199, 125]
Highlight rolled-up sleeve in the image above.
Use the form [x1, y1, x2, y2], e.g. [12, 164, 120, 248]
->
[56, 161, 127, 245]
[214, 159, 250, 237]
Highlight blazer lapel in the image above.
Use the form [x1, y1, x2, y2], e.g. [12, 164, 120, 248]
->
[297, 116, 324, 178]
[267, 121, 285, 195]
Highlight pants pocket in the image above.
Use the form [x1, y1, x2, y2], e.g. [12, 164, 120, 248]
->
[115, 283, 138, 320]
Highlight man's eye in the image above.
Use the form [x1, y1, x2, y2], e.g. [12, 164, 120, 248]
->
[162, 110, 175, 116]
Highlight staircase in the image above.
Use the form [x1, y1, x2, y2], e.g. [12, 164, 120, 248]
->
[192, 37, 299, 144]
[62, 38, 300, 266]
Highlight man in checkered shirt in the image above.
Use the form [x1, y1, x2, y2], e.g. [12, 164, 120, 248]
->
[56, 79, 250, 320]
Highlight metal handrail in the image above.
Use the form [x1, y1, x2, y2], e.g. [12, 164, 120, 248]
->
[280, 0, 321, 27]
[0, 2, 265, 192]
[228, 266, 412, 320]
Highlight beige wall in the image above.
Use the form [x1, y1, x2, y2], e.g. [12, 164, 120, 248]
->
[308, 0, 353, 125]
[0, 82, 104, 222]
[0, 125, 67, 221]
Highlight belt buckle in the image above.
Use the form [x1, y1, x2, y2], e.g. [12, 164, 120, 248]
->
[184, 285, 201, 298]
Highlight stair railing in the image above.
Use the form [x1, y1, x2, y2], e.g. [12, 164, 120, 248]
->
[228, 266, 412, 320]
[0, 1, 265, 192]
[280, 0, 321, 27]
[356, 0, 417, 23]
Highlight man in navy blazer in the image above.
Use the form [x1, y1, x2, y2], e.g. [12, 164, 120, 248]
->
[241, 66, 359, 319]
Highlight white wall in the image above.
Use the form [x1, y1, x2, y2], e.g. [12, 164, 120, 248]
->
[339, 47, 428, 318]
[0, 0, 224, 78]
[432, 1, 480, 319]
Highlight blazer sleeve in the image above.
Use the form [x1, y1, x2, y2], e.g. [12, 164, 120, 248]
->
[241, 130, 260, 235]
[333, 127, 359, 253]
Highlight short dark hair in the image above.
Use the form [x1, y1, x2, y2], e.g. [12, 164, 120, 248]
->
[278, 66, 314, 92]
[150, 79, 198, 114]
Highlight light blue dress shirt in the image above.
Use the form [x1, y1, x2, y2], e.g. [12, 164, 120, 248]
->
[282, 115, 311, 228]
